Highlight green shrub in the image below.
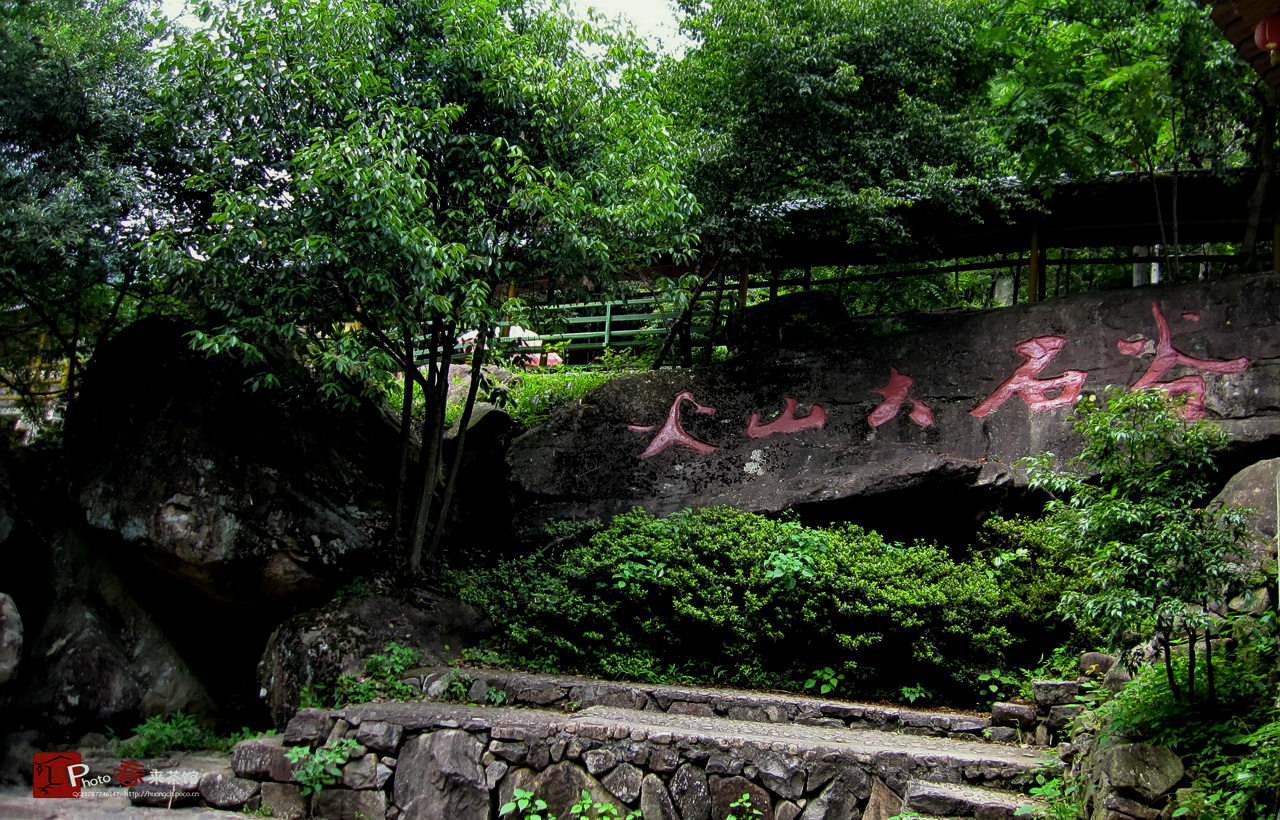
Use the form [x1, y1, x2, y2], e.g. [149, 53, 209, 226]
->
[308, 642, 420, 708]
[116, 712, 212, 758]
[285, 738, 360, 797]
[504, 368, 621, 429]
[1090, 635, 1280, 820]
[452, 507, 1018, 701]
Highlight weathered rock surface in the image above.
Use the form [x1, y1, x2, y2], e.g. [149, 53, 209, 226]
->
[1102, 744, 1184, 802]
[0, 593, 20, 686]
[409, 666, 993, 742]
[12, 528, 213, 735]
[66, 317, 400, 606]
[641, 772, 681, 820]
[1212, 457, 1280, 568]
[230, 688, 1052, 820]
[902, 780, 1026, 819]
[501, 761, 627, 820]
[258, 589, 488, 727]
[510, 275, 1280, 530]
[395, 729, 488, 820]
[198, 769, 260, 808]
[260, 781, 306, 819]
[313, 787, 387, 820]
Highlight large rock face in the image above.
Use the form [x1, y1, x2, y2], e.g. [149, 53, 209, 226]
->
[66, 318, 400, 606]
[510, 275, 1280, 529]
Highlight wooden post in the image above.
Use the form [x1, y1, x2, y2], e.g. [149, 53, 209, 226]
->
[738, 261, 749, 307]
[501, 282, 516, 338]
[1272, 217, 1279, 274]
[1028, 228, 1043, 304]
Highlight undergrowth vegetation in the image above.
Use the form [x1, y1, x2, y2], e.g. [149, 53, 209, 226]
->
[113, 712, 268, 758]
[1052, 628, 1280, 820]
[450, 506, 1081, 704]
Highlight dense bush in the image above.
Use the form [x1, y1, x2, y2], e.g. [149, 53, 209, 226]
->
[1083, 618, 1280, 820]
[453, 506, 1034, 701]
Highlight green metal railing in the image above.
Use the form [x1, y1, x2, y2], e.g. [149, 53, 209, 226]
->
[418, 295, 716, 364]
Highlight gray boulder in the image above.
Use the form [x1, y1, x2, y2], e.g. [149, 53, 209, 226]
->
[0, 593, 20, 686]
[1103, 744, 1184, 801]
[1211, 457, 1279, 568]
[258, 589, 488, 727]
[500, 762, 627, 820]
[394, 730, 488, 820]
[12, 528, 212, 736]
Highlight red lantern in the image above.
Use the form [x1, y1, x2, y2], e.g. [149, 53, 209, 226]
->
[1256, 13, 1280, 65]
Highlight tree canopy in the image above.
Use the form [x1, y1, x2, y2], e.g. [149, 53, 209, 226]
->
[0, 0, 166, 415]
[147, 0, 698, 570]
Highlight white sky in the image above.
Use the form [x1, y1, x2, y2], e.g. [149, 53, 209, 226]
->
[573, 0, 688, 54]
[160, 0, 690, 54]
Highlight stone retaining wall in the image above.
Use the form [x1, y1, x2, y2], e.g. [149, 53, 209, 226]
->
[225, 701, 1045, 820]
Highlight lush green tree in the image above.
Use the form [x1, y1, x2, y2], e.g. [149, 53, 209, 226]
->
[643, 0, 1016, 358]
[1024, 389, 1256, 707]
[667, 0, 1007, 255]
[0, 0, 166, 421]
[149, 0, 698, 572]
[986, 0, 1262, 273]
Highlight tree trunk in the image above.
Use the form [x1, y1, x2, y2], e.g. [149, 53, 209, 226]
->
[426, 324, 490, 567]
[1185, 625, 1197, 708]
[1204, 614, 1216, 709]
[700, 266, 726, 365]
[406, 322, 451, 575]
[1244, 85, 1277, 272]
[393, 333, 416, 538]
[1159, 625, 1178, 701]
[651, 261, 720, 371]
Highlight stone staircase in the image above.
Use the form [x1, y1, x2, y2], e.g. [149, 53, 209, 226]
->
[220, 668, 1061, 820]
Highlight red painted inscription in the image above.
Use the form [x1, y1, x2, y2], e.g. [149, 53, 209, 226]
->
[1119, 302, 1250, 419]
[970, 336, 1088, 418]
[867, 367, 934, 427]
[628, 390, 719, 458]
[747, 397, 827, 439]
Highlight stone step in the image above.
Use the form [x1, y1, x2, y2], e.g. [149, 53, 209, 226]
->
[902, 779, 1033, 819]
[567, 705, 1046, 793]
[406, 666, 1001, 743]
[279, 699, 1050, 795]
[257, 700, 1055, 819]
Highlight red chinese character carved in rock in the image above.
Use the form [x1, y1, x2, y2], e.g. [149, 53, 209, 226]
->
[867, 366, 934, 428]
[1117, 301, 1250, 420]
[628, 390, 719, 458]
[747, 397, 826, 439]
[970, 336, 1088, 418]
